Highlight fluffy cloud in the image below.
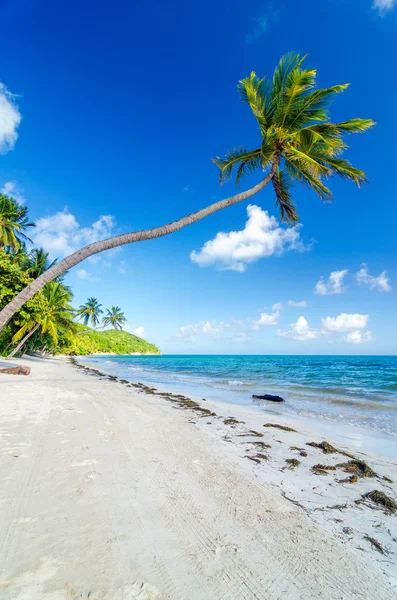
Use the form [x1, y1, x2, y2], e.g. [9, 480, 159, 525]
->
[190, 204, 308, 272]
[356, 263, 392, 292]
[1, 180, 25, 204]
[278, 316, 319, 341]
[32, 209, 115, 258]
[175, 320, 228, 341]
[133, 326, 145, 337]
[257, 312, 279, 326]
[315, 269, 348, 295]
[0, 83, 21, 154]
[272, 300, 307, 311]
[373, 0, 396, 14]
[321, 313, 368, 332]
[342, 330, 373, 344]
[76, 269, 99, 282]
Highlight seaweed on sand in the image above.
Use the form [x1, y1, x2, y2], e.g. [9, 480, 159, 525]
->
[237, 430, 264, 438]
[363, 535, 387, 555]
[263, 423, 296, 433]
[307, 441, 338, 454]
[359, 490, 397, 514]
[307, 440, 357, 458]
[224, 417, 245, 426]
[285, 458, 300, 469]
[313, 464, 337, 471]
[246, 453, 268, 464]
[246, 441, 271, 449]
[336, 460, 377, 480]
[290, 446, 307, 457]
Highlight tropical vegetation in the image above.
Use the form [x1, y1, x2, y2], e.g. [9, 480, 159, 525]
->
[0, 52, 374, 332]
[0, 201, 158, 357]
[75, 298, 103, 328]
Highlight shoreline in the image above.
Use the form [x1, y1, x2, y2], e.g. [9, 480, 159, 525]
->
[79, 354, 397, 459]
[1, 356, 396, 598]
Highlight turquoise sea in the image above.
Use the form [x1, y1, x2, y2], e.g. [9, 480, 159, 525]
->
[81, 355, 397, 436]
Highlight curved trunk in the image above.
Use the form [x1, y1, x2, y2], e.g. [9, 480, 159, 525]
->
[7, 323, 40, 359]
[0, 165, 278, 332]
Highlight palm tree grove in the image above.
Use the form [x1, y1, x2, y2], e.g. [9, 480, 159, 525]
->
[0, 200, 159, 356]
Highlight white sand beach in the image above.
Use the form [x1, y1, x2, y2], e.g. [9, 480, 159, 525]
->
[1, 356, 396, 599]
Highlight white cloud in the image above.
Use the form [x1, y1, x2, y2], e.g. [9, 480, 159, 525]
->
[76, 269, 99, 282]
[190, 204, 308, 272]
[33, 209, 115, 258]
[373, 0, 396, 15]
[176, 320, 227, 340]
[356, 263, 391, 292]
[315, 269, 348, 295]
[133, 326, 145, 337]
[278, 316, 319, 341]
[257, 312, 279, 326]
[183, 185, 191, 192]
[1, 180, 25, 204]
[342, 330, 373, 344]
[272, 300, 307, 311]
[0, 83, 21, 154]
[322, 313, 369, 332]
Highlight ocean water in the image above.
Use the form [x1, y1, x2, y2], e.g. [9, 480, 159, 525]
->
[81, 355, 397, 436]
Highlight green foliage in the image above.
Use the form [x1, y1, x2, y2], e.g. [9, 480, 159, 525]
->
[57, 324, 160, 355]
[12, 281, 76, 346]
[75, 297, 103, 327]
[214, 52, 374, 222]
[0, 195, 35, 251]
[102, 306, 127, 330]
[0, 248, 42, 327]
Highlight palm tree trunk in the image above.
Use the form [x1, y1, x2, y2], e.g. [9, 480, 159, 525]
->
[0, 165, 278, 332]
[7, 323, 40, 359]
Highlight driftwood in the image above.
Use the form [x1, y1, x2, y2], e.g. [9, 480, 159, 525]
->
[0, 365, 31, 376]
[252, 394, 284, 403]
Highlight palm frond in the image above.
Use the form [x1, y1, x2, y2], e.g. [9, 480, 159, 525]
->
[238, 72, 271, 132]
[286, 84, 349, 130]
[284, 146, 331, 177]
[285, 158, 332, 200]
[271, 52, 305, 103]
[310, 154, 368, 185]
[272, 169, 298, 223]
[213, 147, 261, 184]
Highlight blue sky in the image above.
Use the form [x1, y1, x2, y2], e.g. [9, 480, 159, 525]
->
[0, 0, 396, 354]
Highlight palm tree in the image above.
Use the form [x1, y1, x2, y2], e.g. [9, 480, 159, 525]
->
[0, 195, 35, 252]
[75, 297, 103, 328]
[26, 248, 58, 279]
[7, 282, 75, 359]
[0, 53, 374, 332]
[102, 306, 127, 330]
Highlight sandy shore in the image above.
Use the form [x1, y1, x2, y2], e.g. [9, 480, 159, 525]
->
[0, 357, 396, 599]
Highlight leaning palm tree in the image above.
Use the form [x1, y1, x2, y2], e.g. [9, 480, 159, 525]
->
[0, 195, 35, 252]
[75, 297, 103, 328]
[0, 53, 374, 332]
[7, 282, 76, 359]
[102, 306, 127, 330]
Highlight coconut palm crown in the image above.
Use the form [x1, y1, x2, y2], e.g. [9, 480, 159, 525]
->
[0, 195, 35, 252]
[75, 298, 103, 328]
[213, 53, 374, 222]
[102, 306, 127, 330]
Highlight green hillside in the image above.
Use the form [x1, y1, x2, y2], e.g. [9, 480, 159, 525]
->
[57, 326, 161, 356]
